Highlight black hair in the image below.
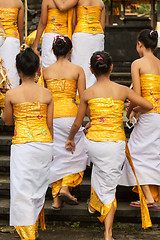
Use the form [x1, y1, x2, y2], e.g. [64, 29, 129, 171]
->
[138, 29, 158, 51]
[52, 36, 72, 57]
[90, 51, 112, 76]
[16, 47, 39, 76]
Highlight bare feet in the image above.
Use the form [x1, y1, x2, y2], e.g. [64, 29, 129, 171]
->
[52, 195, 63, 209]
[59, 186, 77, 202]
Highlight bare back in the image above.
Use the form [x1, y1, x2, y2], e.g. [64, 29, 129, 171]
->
[78, 0, 104, 8]
[85, 79, 128, 103]
[138, 55, 160, 76]
[8, 82, 52, 106]
[0, 0, 23, 9]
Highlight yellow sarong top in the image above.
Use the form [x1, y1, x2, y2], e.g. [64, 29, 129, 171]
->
[74, 6, 104, 35]
[45, 9, 68, 36]
[0, 8, 19, 39]
[86, 97, 126, 142]
[12, 102, 53, 145]
[140, 74, 160, 114]
[45, 79, 77, 118]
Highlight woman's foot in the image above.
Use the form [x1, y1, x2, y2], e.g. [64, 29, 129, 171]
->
[130, 200, 154, 208]
[153, 201, 160, 209]
[104, 230, 114, 240]
[58, 186, 78, 205]
[51, 195, 63, 210]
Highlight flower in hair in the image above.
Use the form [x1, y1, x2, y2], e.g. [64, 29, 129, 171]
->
[150, 30, 154, 36]
[97, 55, 103, 60]
[53, 35, 66, 44]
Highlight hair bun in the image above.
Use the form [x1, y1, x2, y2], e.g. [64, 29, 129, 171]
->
[150, 30, 158, 40]
[55, 38, 65, 47]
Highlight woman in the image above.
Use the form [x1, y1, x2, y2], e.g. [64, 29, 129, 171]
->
[66, 51, 153, 240]
[0, 0, 24, 89]
[32, 0, 77, 68]
[40, 36, 88, 209]
[3, 48, 53, 240]
[120, 29, 160, 209]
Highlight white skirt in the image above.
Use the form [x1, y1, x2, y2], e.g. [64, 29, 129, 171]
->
[71, 32, 104, 89]
[0, 37, 20, 89]
[120, 113, 160, 186]
[85, 138, 125, 204]
[10, 142, 53, 226]
[49, 117, 88, 183]
[42, 33, 67, 68]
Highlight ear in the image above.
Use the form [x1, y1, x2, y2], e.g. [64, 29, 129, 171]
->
[110, 64, 113, 73]
[137, 41, 143, 48]
[90, 66, 94, 74]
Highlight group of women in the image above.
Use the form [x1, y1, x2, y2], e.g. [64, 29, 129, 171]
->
[0, 0, 160, 240]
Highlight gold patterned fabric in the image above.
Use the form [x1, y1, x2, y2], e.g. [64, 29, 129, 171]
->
[0, 8, 19, 39]
[90, 187, 117, 223]
[74, 6, 104, 35]
[0, 92, 5, 108]
[140, 74, 160, 114]
[45, 9, 68, 36]
[46, 79, 77, 118]
[86, 98, 126, 142]
[15, 206, 46, 240]
[12, 102, 53, 145]
[87, 97, 152, 228]
[51, 172, 84, 198]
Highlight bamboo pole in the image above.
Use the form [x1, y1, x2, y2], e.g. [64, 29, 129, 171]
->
[25, 0, 28, 42]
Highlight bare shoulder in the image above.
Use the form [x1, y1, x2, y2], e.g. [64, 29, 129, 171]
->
[17, 0, 24, 8]
[71, 63, 85, 74]
[131, 58, 142, 68]
[100, 0, 105, 8]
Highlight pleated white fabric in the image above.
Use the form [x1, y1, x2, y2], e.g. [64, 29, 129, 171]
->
[85, 138, 125, 204]
[42, 33, 67, 69]
[0, 37, 20, 88]
[10, 142, 53, 226]
[120, 113, 160, 186]
[71, 32, 104, 89]
[49, 117, 88, 183]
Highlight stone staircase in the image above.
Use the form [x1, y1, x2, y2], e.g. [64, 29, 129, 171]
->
[0, 73, 160, 226]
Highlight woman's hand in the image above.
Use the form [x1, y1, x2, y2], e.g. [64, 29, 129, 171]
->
[66, 139, 75, 154]
[83, 121, 91, 134]
[128, 110, 139, 123]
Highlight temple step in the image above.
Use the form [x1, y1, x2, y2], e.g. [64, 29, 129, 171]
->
[0, 198, 159, 226]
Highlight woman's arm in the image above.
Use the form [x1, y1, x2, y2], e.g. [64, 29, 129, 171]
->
[126, 87, 153, 112]
[77, 67, 86, 98]
[126, 60, 141, 118]
[100, 7, 105, 31]
[32, 1, 48, 53]
[3, 91, 13, 126]
[66, 91, 88, 153]
[17, 3, 24, 45]
[54, 0, 78, 11]
[46, 94, 54, 139]
[72, 7, 77, 33]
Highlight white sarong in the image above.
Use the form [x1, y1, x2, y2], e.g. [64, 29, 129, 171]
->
[42, 33, 67, 69]
[49, 117, 88, 183]
[0, 37, 20, 88]
[71, 32, 104, 89]
[85, 139, 125, 204]
[10, 142, 53, 226]
[120, 113, 160, 186]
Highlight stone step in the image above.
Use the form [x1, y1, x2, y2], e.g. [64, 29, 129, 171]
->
[0, 198, 160, 226]
[0, 136, 12, 155]
[0, 175, 138, 203]
[110, 72, 131, 86]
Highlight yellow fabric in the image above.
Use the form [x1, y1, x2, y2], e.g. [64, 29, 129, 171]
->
[45, 9, 68, 35]
[12, 102, 53, 145]
[74, 6, 104, 35]
[86, 97, 152, 229]
[0, 92, 5, 109]
[0, 8, 19, 39]
[86, 98, 126, 142]
[26, 30, 43, 45]
[90, 186, 117, 223]
[15, 206, 46, 240]
[140, 74, 160, 114]
[51, 172, 84, 198]
[45, 78, 77, 118]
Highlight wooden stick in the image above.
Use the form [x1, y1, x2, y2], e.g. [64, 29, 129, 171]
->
[25, 0, 28, 42]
